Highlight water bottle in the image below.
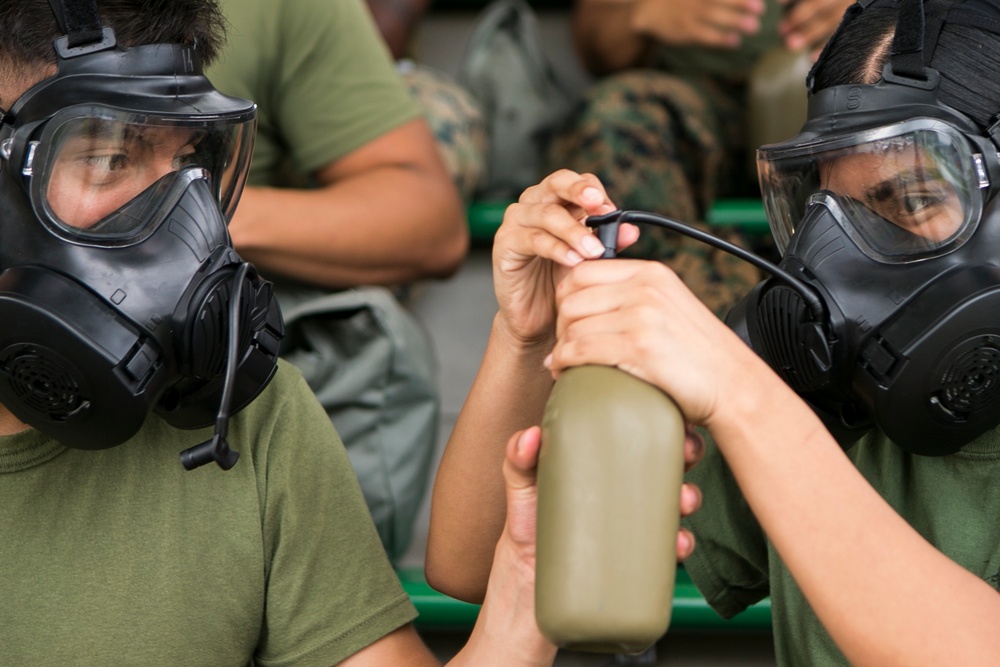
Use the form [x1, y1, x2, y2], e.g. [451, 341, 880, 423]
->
[535, 364, 686, 654]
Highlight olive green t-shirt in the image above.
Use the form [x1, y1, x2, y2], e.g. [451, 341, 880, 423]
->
[0, 360, 416, 666]
[207, 0, 421, 187]
[682, 427, 1000, 666]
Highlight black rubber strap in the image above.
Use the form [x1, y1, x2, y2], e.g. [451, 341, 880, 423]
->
[890, 0, 927, 79]
[48, 0, 104, 48]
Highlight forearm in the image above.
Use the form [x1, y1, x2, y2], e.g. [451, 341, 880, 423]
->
[709, 357, 1000, 666]
[446, 529, 557, 667]
[573, 0, 656, 74]
[231, 167, 467, 289]
[426, 314, 554, 602]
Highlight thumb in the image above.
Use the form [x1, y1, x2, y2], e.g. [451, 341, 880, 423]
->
[502, 427, 542, 547]
[503, 426, 541, 492]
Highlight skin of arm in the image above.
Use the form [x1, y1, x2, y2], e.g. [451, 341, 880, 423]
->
[426, 173, 703, 602]
[227, 116, 468, 289]
[366, 0, 430, 59]
[573, 0, 766, 75]
[779, 0, 857, 52]
[426, 176, 623, 601]
[341, 428, 558, 667]
[572, 0, 853, 76]
[541, 173, 1000, 666]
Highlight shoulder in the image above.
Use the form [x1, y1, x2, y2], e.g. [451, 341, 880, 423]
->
[222, 359, 350, 486]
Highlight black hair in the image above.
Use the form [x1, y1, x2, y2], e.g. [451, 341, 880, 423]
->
[811, 1, 1000, 129]
[0, 0, 227, 78]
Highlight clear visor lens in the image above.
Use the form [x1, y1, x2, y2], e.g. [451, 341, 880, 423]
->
[37, 111, 253, 238]
[758, 122, 982, 261]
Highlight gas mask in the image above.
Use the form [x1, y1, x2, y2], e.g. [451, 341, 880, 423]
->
[0, 2, 283, 468]
[590, 0, 1000, 456]
[727, 0, 1000, 455]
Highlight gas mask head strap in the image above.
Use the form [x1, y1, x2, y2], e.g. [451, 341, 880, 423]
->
[808, 0, 954, 93]
[47, 0, 117, 58]
[890, 0, 951, 82]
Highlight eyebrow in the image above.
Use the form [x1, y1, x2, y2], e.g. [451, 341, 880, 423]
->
[65, 119, 127, 143]
[64, 122, 203, 154]
[864, 166, 946, 205]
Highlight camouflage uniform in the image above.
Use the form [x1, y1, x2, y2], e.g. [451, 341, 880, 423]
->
[545, 70, 760, 316]
[398, 61, 490, 202]
[545, 1, 784, 317]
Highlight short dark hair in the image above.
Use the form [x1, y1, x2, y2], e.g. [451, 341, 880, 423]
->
[811, 1, 1000, 129]
[0, 0, 227, 81]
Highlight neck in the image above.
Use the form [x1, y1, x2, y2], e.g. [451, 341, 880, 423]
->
[0, 405, 31, 436]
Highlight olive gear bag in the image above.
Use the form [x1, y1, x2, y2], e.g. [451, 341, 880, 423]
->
[277, 285, 439, 562]
[457, 0, 578, 199]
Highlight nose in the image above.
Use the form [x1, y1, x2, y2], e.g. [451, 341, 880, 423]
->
[148, 153, 183, 183]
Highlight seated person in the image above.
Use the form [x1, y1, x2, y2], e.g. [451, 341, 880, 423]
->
[546, 0, 855, 316]
[427, 0, 1000, 664]
[208, 0, 467, 290]
[0, 1, 559, 663]
[206, 0, 471, 561]
[365, 0, 490, 202]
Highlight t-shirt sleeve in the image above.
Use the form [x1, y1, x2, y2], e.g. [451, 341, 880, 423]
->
[270, 0, 422, 174]
[680, 432, 772, 620]
[248, 362, 417, 667]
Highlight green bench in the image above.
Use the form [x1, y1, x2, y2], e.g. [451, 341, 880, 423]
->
[398, 565, 772, 631]
[466, 198, 771, 244]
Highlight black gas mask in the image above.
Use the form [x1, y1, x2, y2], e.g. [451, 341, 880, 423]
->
[592, 0, 1000, 456]
[0, 1, 283, 468]
[732, 0, 1000, 455]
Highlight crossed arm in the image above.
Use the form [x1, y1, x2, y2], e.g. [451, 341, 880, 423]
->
[573, 0, 855, 75]
[228, 117, 468, 290]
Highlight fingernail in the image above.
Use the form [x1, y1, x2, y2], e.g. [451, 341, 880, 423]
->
[682, 484, 699, 508]
[567, 249, 584, 265]
[678, 532, 693, 556]
[543, 353, 552, 368]
[581, 187, 603, 206]
[516, 430, 529, 454]
[581, 235, 606, 258]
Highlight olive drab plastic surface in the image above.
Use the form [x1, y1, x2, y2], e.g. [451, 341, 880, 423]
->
[536, 365, 686, 654]
[746, 47, 812, 156]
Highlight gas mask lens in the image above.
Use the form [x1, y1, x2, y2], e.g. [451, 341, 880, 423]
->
[33, 108, 254, 240]
[758, 119, 984, 262]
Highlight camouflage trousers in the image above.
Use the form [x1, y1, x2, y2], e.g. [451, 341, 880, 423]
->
[546, 69, 764, 318]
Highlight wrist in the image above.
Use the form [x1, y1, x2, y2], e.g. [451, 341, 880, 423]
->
[705, 352, 822, 454]
[460, 530, 554, 666]
[491, 313, 556, 360]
